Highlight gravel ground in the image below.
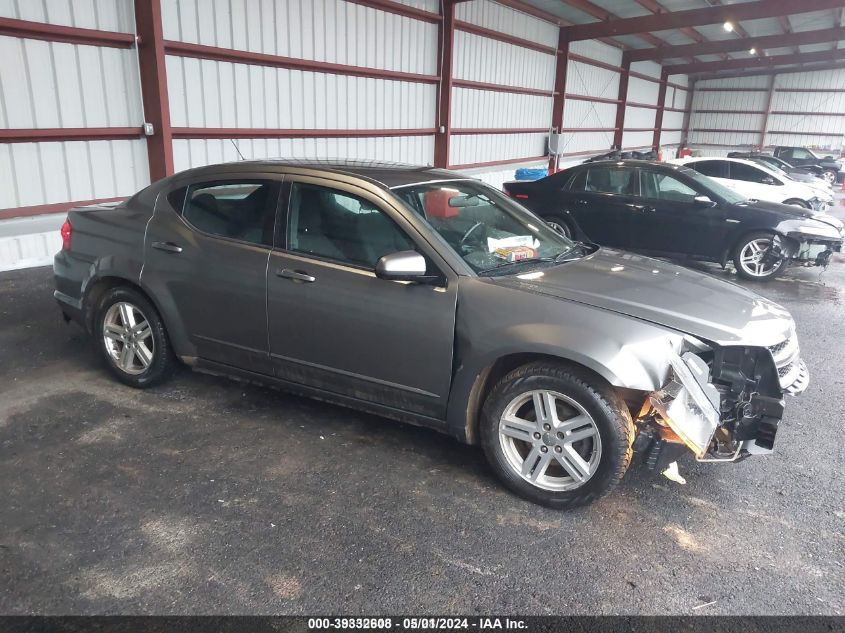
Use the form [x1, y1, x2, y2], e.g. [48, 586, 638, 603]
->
[1, 210, 844, 615]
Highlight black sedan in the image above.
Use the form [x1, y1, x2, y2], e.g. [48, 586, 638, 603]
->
[503, 160, 844, 281]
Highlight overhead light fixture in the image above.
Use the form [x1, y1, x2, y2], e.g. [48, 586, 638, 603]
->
[749, 47, 757, 55]
[723, 21, 734, 32]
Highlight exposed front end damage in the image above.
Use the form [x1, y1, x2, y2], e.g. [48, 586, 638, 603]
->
[773, 216, 844, 269]
[634, 331, 808, 473]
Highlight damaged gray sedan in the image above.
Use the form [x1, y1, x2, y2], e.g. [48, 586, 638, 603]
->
[54, 160, 808, 509]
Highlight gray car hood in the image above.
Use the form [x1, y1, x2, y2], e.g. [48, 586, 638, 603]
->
[493, 248, 793, 347]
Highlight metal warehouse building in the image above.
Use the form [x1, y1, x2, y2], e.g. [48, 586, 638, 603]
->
[1, 0, 844, 268]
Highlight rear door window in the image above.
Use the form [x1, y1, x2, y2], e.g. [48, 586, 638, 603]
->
[182, 181, 278, 246]
[690, 160, 728, 178]
[730, 162, 777, 184]
[584, 167, 639, 195]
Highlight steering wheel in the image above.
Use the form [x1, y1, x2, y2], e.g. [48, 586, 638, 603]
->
[459, 222, 485, 252]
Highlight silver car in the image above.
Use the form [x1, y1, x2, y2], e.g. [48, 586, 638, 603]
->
[53, 160, 808, 509]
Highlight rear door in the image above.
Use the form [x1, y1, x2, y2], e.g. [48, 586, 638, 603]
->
[565, 165, 642, 247]
[633, 169, 728, 257]
[143, 172, 282, 374]
[265, 176, 458, 419]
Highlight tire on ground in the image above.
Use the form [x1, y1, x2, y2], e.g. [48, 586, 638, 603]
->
[480, 361, 635, 509]
[732, 231, 787, 282]
[94, 285, 177, 388]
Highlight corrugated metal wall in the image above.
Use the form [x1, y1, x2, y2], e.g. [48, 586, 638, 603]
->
[690, 68, 845, 154]
[163, 0, 439, 171]
[0, 0, 149, 211]
[451, 0, 556, 168]
[0, 0, 700, 216]
[563, 40, 620, 155]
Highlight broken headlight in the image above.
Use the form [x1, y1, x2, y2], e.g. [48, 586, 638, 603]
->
[650, 352, 721, 458]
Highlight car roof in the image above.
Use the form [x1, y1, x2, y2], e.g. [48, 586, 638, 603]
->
[573, 159, 694, 173]
[172, 158, 468, 190]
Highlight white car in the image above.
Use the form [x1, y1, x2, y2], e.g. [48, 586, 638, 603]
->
[672, 157, 833, 212]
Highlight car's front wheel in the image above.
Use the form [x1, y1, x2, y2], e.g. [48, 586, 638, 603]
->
[480, 362, 634, 509]
[732, 232, 787, 281]
[95, 286, 176, 388]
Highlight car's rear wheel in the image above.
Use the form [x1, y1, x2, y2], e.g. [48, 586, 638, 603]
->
[480, 362, 634, 509]
[822, 169, 837, 185]
[542, 214, 572, 238]
[732, 232, 787, 281]
[95, 286, 176, 388]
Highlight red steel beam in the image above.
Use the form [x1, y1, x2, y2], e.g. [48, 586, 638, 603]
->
[559, 0, 685, 60]
[560, 0, 844, 41]
[172, 128, 436, 139]
[434, 0, 456, 168]
[697, 60, 845, 80]
[565, 94, 620, 105]
[454, 20, 557, 55]
[665, 48, 845, 75]
[681, 78, 696, 145]
[634, 0, 726, 61]
[549, 35, 570, 173]
[135, 0, 174, 181]
[348, 0, 440, 23]
[759, 75, 777, 149]
[629, 26, 845, 62]
[653, 70, 668, 150]
[0, 128, 142, 143]
[0, 16, 135, 48]
[613, 52, 631, 149]
[451, 79, 554, 97]
[451, 128, 550, 135]
[0, 197, 128, 221]
[165, 40, 440, 84]
[448, 155, 548, 170]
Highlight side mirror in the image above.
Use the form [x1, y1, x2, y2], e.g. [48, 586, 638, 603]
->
[761, 176, 776, 185]
[375, 251, 439, 283]
[694, 195, 717, 208]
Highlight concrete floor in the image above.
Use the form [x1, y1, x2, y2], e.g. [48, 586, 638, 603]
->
[2, 211, 845, 615]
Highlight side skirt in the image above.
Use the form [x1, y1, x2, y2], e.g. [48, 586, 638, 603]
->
[190, 358, 452, 437]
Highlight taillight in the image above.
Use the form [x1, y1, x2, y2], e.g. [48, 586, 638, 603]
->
[60, 218, 72, 250]
[515, 193, 529, 200]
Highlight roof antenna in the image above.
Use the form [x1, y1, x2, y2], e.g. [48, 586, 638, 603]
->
[229, 138, 245, 161]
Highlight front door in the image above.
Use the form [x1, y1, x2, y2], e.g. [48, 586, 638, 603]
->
[633, 169, 728, 258]
[266, 177, 458, 420]
[143, 174, 281, 373]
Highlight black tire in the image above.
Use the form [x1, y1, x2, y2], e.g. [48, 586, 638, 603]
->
[480, 361, 634, 509]
[732, 231, 787, 282]
[782, 198, 810, 209]
[542, 214, 573, 238]
[94, 286, 176, 388]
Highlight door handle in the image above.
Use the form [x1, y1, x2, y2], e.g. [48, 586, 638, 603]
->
[277, 268, 316, 283]
[151, 241, 183, 253]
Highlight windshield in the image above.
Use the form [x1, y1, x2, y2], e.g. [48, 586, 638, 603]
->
[392, 180, 578, 274]
[681, 168, 748, 204]
[752, 158, 789, 177]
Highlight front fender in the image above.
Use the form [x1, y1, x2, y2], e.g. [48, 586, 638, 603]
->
[445, 278, 684, 441]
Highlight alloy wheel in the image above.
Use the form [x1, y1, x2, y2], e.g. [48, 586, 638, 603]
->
[498, 390, 602, 491]
[102, 302, 155, 375]
[822, 171, 836, 185]
[546, 220, 570, 238]
[738, 238, 779, 278]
